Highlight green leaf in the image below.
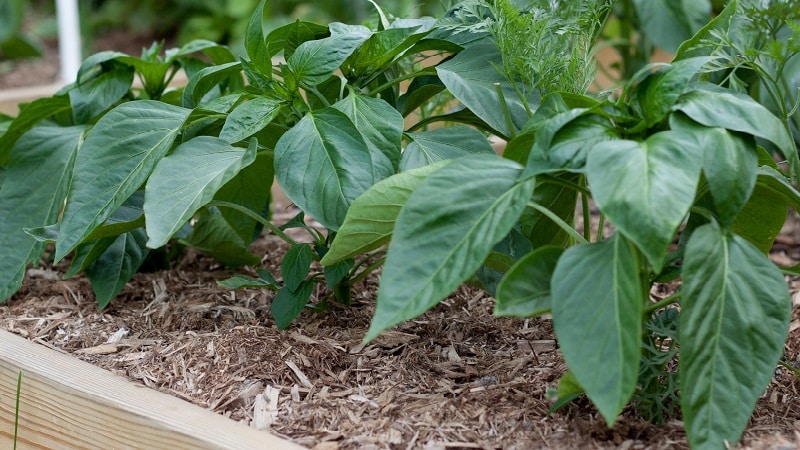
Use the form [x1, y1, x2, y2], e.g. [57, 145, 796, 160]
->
[182, 212, 260, 267]
[244, 0, 270, 73]
[0, 126, 84, 301]
[396, 74, 445, 117]
[0, 95, 72, 165]
[281, 244, 313, 292]
[551, 234, 643, 426]
[729, 166, 789, 253]
[631, 0, 711, 54]
[324, 259, 354, 290]
[321, 161, 449, 266]
[265, 20, 329, 60]
[220, 97, 283, 144]
[346, 21, 434, 76]
[520, 174, 580, 249]
[274, 108, 379, 230]
[675, 0, 738, 60]
[86, 227, 149, 308]
[587, 131, 702, 271]
[145, 137, 257, 248]
[495, 246, 563, 317]
[56, 101, 191, 261]
[218, 269, 279, 290]
[670, 114, 757, 226]
[437, 43, 538, 139]
[215, 152, 274, 243]
[680, 222, 790, 450]
[674, 83, 798, 180]
[400, 126, 496, 171]
[631, 57, 715, 127]
[366, 155, 536, 342]
[272, 281, 314, 329]
[333, 94, 403, 172]
[69, 64, 135, 123]
[288, 25, 372, 86]
[181, 61, 243, 109]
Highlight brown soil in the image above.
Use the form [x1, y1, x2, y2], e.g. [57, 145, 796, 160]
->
[2, 202, 800, 450]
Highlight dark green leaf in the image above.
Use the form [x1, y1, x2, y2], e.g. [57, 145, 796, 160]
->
[57, 101, 190, 261]
[324, 259, 354, 290]
[400, 126, 495, 171]
[321, 161, 449, 266]
[520, 174, 580, 249]
[218, 269, 279, 290]
[631, 0, 711, 54]
[265, 21, 329, 60]
[182, 212, 260, 266]
[215, 152, 274, 243]
[86, 227, 149, 308]
[69, 64, 135, 123]
[181, 61, 243, 109]
[396, 75, 445, 117]
[145, 137, 257, 248]
[587, 131, 703, 271]
[220, 97, 283, 144]
[281, 244, 313, 292]
[675, 0, 738, 60]
[437, 43, 538, 139]
[288, 25, 372, 86]
[272, 281, 314, 329]
[366, 155, 536, 342]
[244, 0, 270, 73]
[0, 126, 84, 301]
[274, 108, 379, 230]
[551, 234, 643, 425]
[346, 21, 434, 76]
[631, 57, 715, 127]
[495, 246, 563, 317]
[333, 94, 403, 172]
[681, 222, 790, 450]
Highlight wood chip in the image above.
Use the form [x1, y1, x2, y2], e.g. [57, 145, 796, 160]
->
[286, 360, 314, 389]
[253, 385, 280, 431]
[75, 343, 119, 355]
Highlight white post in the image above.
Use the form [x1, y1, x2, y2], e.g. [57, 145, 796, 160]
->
[55, 0, 82, 83]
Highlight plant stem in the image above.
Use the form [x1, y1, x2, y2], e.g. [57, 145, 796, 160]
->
[306, 85, 331, 107]
[365, 67, 437, 97]
[580, 178, 591, 241]
[527, 202, 588, 244]
[207, 200, 299, 246]
[645, 291, 682, 315]
[350, 256, 387, 285]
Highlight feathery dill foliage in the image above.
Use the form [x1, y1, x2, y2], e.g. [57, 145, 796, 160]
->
[492, 0, 612, 95]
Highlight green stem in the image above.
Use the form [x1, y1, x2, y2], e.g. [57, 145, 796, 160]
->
[527, 202, 588, 244]
[365, 67, 437, 97]
[349, 256, 387, 285]
[207, 200, 299, 246]
[580, 178, 591, 241]
[595, 213, 606, 242]
[644, 291, 682, 315]
[306, 85, 331, 107]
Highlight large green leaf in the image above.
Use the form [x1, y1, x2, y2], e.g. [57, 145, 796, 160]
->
[631, 57, 715, 127]
[56, 101, 190, 261]
[632, 0, 711, 54]
[182, 212, 260, 266]
[69, 64, 135, 123]
[681, 222, 790, 450]
[274, 108, 378, 231]
[86, 227, 149, 308]
[0, 95, 72, 165]
[587, 131, 702, 271]
[674, 83, 799, 179]
[145, 137, 257, 248]
[495, 246, 563, 317]
[321, 161, 448, 266]
[333, 94, 403, 173]
[288, 24, 372, 87]
[214, 152, 274, 243]
[0, 126, 84, 301]
[437, 43, 538, 139]
[365, 155, 536, 342]
[345, 20, 434, 76]
[399, 126, 495, 171]
[728, 163, 791, 253]
[551, 234, 643, 425]
[670, 114, 757, 227]
[220, 97, 283, 144]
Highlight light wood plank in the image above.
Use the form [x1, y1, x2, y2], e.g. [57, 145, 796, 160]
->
[0, 330, 306, 449]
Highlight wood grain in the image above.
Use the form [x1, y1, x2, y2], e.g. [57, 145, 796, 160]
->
[0, 330, 305, 449]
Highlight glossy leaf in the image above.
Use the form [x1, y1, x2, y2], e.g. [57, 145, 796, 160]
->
[145, 137, 257, 248]
[366, 155, 536, 342]
[288, 25, 372, 86]
[69, 64, 135, 123]
[274, 108, 377, 230]
[220, 97, 283, 144]
[244, 0, 270, 73]
[495, 246, 563, 317]
[320, 161, 448, 266]
[681, 222, 790, 450]
[400, 126, 495, 171]
[272, 281, 314, 330]
[587, 131, 702, 271]
[551, 234, 643, 425]
[86, 227, 149, 308]
[321, 162, 448, 266]
[181, 61, 243, 109]
[346, 20, 434, 76]
[57, 101, 190, 261]
[333, 94, 403, 172]
[437, 43, 538, 139]
[281, 244, 313, 292]
[631, 57, 715, 127]
[0, 126, 84, 301]
[0, 95, 72, 165]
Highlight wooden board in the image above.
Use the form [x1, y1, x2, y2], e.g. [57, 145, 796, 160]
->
[0, 330, 306, 449]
